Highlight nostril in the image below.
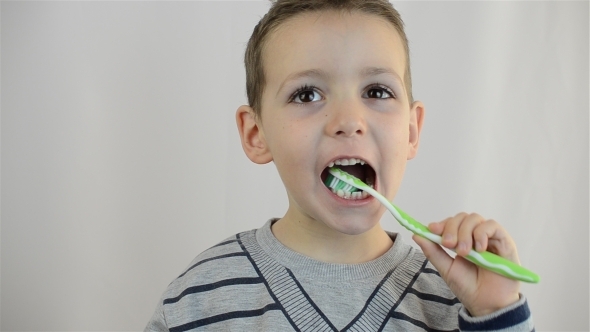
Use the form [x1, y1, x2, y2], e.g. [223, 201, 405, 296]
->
[334, 129, 362, 137]
[329, 116, 366, 137]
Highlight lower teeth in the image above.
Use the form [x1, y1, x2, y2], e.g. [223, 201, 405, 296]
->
[332, 189, 369, 200]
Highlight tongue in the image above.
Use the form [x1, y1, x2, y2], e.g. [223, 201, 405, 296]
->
[337, 164, 365, 181]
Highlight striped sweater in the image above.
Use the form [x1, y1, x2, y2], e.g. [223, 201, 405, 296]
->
[146, 219, 534, 331]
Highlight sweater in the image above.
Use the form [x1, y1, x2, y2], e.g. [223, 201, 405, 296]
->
[145, 219, 534, 331]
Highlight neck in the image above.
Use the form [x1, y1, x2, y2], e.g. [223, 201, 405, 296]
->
[271, 210, 393, 264]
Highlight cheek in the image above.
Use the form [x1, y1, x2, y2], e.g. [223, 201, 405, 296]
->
[375, 115, 410, 146]
[267, 121, 316, 171]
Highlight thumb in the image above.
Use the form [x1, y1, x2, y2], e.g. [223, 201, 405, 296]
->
[412, 234, 453, 279]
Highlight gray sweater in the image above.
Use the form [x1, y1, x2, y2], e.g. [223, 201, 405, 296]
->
[146, 220, 534, 331]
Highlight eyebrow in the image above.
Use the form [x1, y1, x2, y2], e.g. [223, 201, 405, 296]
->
[276, 69, 329, 97]
[359, 66, 403, 83]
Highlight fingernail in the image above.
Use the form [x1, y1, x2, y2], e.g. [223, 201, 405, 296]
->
[475, 241, 482, 251]
[458, 242, 469, 253]
[443, 234, 453, 243]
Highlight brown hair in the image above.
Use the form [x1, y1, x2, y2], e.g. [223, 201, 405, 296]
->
[244, 0, 413, 117]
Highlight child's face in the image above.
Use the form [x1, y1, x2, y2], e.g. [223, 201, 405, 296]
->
[253, 11, 423, 235]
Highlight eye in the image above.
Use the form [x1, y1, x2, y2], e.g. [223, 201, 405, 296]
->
[290, 85, 322, 104]
[364, 85, 395, 99]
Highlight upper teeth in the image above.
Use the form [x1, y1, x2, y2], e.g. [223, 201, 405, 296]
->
[328, 158, 366, 167]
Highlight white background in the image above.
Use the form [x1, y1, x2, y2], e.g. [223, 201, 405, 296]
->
[1, 1, 588, 331]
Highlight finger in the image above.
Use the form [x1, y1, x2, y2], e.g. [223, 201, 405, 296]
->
[473, 220, 519, 262]
[472, 219, 494, 252]
[427, 217, 450, 235]
[440, 212, 468, 249]
[456, 213, 484, 256]
[412, 234, 453, 280]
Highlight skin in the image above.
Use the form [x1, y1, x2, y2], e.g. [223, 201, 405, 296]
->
[236, 10, 520, 317]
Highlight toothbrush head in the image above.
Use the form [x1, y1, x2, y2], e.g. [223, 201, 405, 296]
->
[324, 173, 359, 193]
[324, 167, 366, 193]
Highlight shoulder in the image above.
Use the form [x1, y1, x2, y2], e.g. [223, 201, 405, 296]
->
[154, 229, 283, 330]
[146, 228, 293, 331]
[163, 230, 258, 301]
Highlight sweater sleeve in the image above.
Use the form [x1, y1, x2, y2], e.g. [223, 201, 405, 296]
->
[144, 298, 169, 332]
[458, 294, 534, 331]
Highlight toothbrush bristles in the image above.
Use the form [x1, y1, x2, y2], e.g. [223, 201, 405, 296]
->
[324, 173, 361, 193]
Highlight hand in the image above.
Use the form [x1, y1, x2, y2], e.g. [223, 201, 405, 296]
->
[412, 212, 521, 317]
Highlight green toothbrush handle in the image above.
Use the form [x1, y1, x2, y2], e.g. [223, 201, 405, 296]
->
[325, 168, 540, 283]
[393, 205, 540, 284]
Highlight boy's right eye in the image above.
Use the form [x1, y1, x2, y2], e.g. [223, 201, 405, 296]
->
[290, 86, 322, 104]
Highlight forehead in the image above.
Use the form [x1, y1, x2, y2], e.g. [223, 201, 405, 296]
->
[262, 10, 407, 91]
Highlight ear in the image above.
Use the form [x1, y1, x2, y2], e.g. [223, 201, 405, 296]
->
[236, 105, 273, 164]
[407, 100, 425, 160]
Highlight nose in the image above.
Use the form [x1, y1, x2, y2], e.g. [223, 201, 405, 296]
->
[324, 100, 367, 138]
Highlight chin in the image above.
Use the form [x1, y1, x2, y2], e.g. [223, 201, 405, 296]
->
[324, 215, 382, 236]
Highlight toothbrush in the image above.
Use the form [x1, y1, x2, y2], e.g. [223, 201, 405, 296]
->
[325, 167, 540, 284]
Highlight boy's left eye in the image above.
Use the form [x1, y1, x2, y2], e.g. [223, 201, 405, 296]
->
[364, 85, 395, 99]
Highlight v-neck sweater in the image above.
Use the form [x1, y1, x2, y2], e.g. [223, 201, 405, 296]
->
[146, 219, 534, 332]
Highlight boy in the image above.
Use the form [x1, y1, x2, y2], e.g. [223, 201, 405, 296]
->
[146, 0, 533, 331]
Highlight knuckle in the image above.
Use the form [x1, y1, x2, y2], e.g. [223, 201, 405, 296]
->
[468, 212, 484, 222]
[455, 212, 468, 218]
[486, 218, 499, 226]
[440, 217, 452, 225]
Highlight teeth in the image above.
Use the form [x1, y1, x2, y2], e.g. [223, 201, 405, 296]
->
[326, 158, 374, 200]
[330, 158, 368, 167]
[332, 189, 371, 200]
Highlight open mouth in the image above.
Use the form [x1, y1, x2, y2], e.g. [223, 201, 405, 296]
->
[320, 158, 376, 200]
